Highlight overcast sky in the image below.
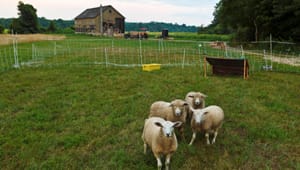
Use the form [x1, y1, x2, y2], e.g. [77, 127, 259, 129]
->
[0, 0, 219, 26]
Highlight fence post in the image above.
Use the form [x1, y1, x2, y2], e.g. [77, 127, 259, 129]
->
[243, 59, 247, 79]
[54, 41, 57, 56]
[105, 48, 108, 68]
[198, 44, 202, 69]
[139, 38, 143, 65]
[204, 57, 207, 78]
[0, 51, 2, 70]
[32, 44, 34, 61]
[13, 35, 19, 68]
[182, 49, 185, 69]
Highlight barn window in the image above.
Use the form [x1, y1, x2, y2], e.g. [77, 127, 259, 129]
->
[109, 9, 112, 13]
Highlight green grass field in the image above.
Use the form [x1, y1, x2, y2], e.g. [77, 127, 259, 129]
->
[1, 34, 299, 74]
[0, 34, 300, 169]
[1, 65, 300, 169]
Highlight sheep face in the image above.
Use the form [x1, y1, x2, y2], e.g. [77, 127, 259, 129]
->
[169, 100, 188, 117]
[155, 121, 182, 137]
[188, 93, 207, 108]
[192, 109, 208, 124]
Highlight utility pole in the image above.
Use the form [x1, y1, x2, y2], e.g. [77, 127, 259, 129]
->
[100, 4, 103, 35]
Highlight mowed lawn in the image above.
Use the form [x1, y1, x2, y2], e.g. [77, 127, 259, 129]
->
[0, 65, 299, 169]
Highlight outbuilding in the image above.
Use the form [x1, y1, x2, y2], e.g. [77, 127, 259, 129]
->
[75, 5, 125, 35]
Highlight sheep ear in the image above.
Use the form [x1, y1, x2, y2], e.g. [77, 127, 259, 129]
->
[203, 111, 209, 115]
[183, 102, 189, 106]
[201, 94, 208, 98]
[169, 103, 173, 107]
[154, 122, 163, 127]
[173, 121, 182, 128]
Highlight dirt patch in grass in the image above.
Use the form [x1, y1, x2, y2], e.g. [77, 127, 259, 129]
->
[0, 34, 66, 45]
[269, 56, 300, 66]
[243, 50, 300, 66]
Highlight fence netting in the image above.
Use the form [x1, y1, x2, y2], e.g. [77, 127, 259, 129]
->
[0, 38, 299, 73]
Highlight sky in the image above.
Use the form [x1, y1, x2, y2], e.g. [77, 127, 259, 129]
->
[0, 0, 219, 26]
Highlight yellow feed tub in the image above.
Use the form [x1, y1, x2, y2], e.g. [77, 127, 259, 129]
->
[142, 64, 161, 71]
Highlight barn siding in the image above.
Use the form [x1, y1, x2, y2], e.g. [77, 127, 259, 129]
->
[75, 6, 125, 35]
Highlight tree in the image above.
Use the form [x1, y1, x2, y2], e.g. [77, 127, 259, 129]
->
[10, 18, 22, 33]
[12, 1, 39, 33]
[0, 24, 4, 34]
[272, 0, 300, 41]
[213, 0, 300, 42]
[47, 21, 57, 32]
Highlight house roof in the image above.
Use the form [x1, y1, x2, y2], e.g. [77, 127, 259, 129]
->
[75, 5, 125, 19]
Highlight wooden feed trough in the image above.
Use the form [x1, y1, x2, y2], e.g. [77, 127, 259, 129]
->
[204, 57, 249, 79]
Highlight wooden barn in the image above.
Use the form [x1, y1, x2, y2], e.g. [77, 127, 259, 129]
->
[75, 5, 125, 35]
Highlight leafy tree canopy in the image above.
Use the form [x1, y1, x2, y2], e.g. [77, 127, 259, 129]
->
[0, 24, 4, 34]
[205, 0, 300, 42]
[10, 1, 39, 33]
[47, 21, 57, 32]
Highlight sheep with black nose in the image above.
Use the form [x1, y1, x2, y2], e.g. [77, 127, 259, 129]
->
[149, 99, 189, 139]
[185, 91, 207, 119]
[142, 117, 182, 170]
[189, 105, 224, 145]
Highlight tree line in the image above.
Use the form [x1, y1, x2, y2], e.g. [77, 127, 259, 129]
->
[202, 0, 300, 42]
[1, 17, 198, 34]
[0, 1, 198, 34]
[2, 1, 299, 43]
[125, 22, 197, 32]
[0, 1, 74, 34]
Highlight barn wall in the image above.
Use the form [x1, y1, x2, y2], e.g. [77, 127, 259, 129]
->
[75, 18, 97, 33]
[75, 6, 125, 34]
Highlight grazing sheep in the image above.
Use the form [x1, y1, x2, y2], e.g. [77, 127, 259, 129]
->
[189, 105, 224, 145]
[142, 117, 182, 170]
[185, 92, 207, 119]
[149, 99, 189, 139]
[185, 91, 207, 109]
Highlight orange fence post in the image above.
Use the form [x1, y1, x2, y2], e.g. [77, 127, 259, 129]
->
[243, 59, 247, 80]
[204, 57, 207, 78]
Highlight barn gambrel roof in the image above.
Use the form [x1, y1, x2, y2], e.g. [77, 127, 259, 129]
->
[75, 5, 125, 19]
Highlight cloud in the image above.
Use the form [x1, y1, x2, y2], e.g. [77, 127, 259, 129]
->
[0, 0, 218, 26]
[110, 0, 216, 26]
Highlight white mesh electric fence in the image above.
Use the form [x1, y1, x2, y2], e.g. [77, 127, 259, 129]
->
[0, 38, 299, 73]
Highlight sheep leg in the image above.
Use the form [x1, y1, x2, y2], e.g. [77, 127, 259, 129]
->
[165, 154, 172, 170]
[155, 156, 162, 170]
[179, 126, 185, 140]
[212, 130, 218, 144]
[189, 132, 196, 145]
[205, 133, 210, 145]
[143, 143, 147, 154]
[154, 154, 162, 170]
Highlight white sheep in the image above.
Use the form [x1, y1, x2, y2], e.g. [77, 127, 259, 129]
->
[189, 105, 224, 145]
[185, 91, 207, 109]
[185, 91, 207, 119]
[149, 99, 189, 139]
[142, 117, 182, 170]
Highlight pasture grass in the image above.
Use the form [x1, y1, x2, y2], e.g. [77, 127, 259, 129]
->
[0, 65, 299, 169]
[1, 33, 299, 74]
